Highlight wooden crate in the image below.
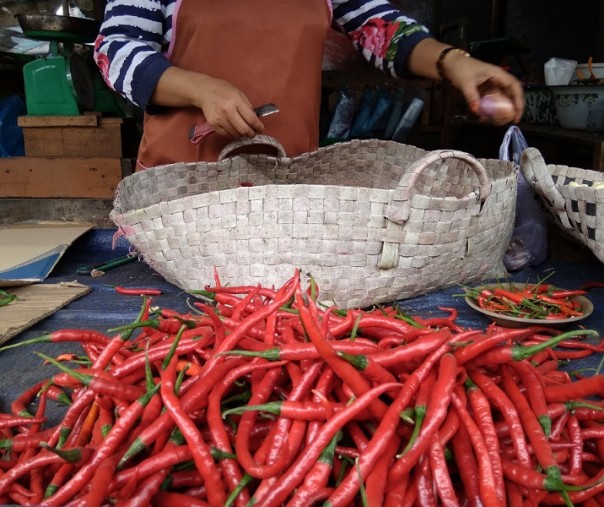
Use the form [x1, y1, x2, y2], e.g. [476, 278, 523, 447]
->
[0, 157, 132, 198]
[18, 115, 123, 158]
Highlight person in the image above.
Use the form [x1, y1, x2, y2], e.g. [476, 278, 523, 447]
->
[94, 0, 525, 169]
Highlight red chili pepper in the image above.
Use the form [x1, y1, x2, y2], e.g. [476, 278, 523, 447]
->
[415, 454, 437, 507]
[285, 432, 340, 507]
[492, 287, 526, 304]
[120, 468, 171, 507]
[397, 369, 435, 460]
[9, 379, 49, 418]
[469, 368, 532, 467]
[372, 328, 457, 367]
[0, 447, 92, 497]
[81, 454, 119, 506]
[365, 432, 402, 507]
[465, 378, 506, 505]
[118, 356, 243, 469]
[549, 289, 588, 298]
[252, 381, 401, 507]
[453, 326, 538, 365]
[451, 388, 500, 507]
[536, 294, 584, 316]
[234, 365, 291, 482]
[334, 340, 451, 507]
[544, 374, 604, 403]
[47, 389, 97, 449]
[501, 365, 565, 491]
[295, 290, 388, 419]
[45, 401, 101, 498]
[208, 361, 284, 506]
[566, 415, 584, 477]
[0, 428, 55, 454]
[428, 435, 459, 507]
[39, 353, 145, 402]
[44, 385, 160, 506]
[386, 354, 458, 493]
[336, 350, 398, 385]
[159, 356, 226, 507]
[449, 422, 483, 507]
[581, 281, 604, 290]
[150, 490, 210, 507]
[510, 360, 552, 437]
[465, 329, 599, 366]
[501, 459, 566, 491]
[0, 329, 111, 354]
[114, 285, 162, 296]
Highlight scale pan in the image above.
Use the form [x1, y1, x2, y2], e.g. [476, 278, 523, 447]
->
[16, 14, 100, 43]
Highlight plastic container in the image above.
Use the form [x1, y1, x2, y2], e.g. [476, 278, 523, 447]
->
[549, 85, 604, 130]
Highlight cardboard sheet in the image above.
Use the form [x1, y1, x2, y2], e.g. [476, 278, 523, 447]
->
[0, 282, 91, 345]
[0, 222, 93, 287]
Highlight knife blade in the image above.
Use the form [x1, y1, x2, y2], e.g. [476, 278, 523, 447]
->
[254, 103, 279, 117]
[189, 103, 279, 144]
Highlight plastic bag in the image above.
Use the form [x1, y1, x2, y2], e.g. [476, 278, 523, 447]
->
[500, 126, 549, 271]
[325, 86, 356, 142]
[544, 58, 577, 86]
[391, 95, 424, 143]
[350, 87, 379, 139]
[365, 87, 394, 137]
[0, 94, 26, 158]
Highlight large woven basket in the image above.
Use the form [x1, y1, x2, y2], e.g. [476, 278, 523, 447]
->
[111, 137, 517, 308]
[521, 147, 604, 263]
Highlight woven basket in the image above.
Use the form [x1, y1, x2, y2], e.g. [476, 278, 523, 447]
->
[521, 147, 604, 263]
[111, 137, 517, 308]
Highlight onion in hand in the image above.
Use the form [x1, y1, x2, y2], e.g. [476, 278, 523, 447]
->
[478, 93, 516, 126]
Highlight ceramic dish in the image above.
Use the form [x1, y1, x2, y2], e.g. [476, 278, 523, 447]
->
[464, 282, 594, 328]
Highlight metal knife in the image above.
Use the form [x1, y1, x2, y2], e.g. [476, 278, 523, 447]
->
[189, 103, 279, 144]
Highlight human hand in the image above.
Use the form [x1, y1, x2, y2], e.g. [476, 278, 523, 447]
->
[150, 67, 266, 138]
[441, 53, 525, 124]
[193, 75, 266, 138]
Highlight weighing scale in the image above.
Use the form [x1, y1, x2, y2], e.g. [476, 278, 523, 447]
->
[16, 9, 113, 116]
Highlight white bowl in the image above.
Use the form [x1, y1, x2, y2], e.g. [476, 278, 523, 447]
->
[549, 85, 604, 130]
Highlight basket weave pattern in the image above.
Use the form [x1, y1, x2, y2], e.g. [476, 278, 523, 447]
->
[521, 148, 604, 263]
[112, 139, 517, 308]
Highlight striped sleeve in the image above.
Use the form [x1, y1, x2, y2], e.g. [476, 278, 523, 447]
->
[331, 0, 432, 77]
[93, 0, 176, 109]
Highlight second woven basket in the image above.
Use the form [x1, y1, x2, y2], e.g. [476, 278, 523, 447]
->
[521, 147, 604, 263]
[112, 138, 517, 308]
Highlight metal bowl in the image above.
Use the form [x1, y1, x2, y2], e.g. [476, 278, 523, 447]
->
[16, 14, 100, 43]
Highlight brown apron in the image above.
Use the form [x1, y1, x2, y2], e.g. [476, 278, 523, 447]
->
[137, 0, 331, 169]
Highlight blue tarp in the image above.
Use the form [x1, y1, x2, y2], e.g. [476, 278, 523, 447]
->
[2, 228, 603, 423]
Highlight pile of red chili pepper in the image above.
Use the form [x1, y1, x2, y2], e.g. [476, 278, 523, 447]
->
[1, 270, 604, 506]
[465, 282, 588, 320]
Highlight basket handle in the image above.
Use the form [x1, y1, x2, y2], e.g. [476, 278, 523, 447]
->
[217, 135, 287, 162]
[385, 149, 491, 224]
[379, 149, 491, 270]
[520, 147, 566, 212]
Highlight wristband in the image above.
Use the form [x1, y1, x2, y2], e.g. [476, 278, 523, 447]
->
[437, 47, 470, 83]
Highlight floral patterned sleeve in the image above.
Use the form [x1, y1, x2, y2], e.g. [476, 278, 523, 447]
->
[331, 0, 432, 78]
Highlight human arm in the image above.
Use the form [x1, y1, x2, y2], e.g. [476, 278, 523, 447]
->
[332, 0, 524, 123]
[149, 68, 265, 138]
[407, 38, 525, 123]
[94, 0, 264, 138]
